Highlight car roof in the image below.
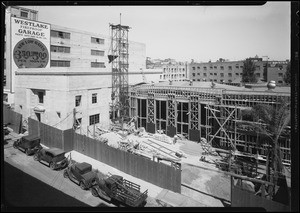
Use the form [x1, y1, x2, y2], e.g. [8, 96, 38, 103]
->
[23, 134, 40, 141]
[76, 162, 92, 171]
[46, 148, 65, 156]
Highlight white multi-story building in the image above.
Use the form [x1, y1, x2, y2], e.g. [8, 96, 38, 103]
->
[4, 6, 161, 132]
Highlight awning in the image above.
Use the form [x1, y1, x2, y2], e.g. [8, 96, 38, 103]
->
[33, 105, 45, 112]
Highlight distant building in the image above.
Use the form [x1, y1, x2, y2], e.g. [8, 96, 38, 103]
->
[160, 62, 188, 82]
[266, 60, 289, 85]
[188, 58, 289, 86]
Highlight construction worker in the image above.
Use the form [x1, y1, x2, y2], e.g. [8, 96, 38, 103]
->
[173, 135, 178, 144]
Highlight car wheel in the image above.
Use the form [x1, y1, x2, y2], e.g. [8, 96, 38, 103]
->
[63, 170, 69, 178]
[91, 187, 98, 197]
[50, 162, 55, 170]
[25, 149, 30, 156]
[80, 181, 86, 190]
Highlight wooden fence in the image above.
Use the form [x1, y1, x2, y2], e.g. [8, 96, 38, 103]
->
[3, 105, 22, 133]
[73, 132, 181, 193]
[28, 118, 74, 152]
[27, 118, 181, 193]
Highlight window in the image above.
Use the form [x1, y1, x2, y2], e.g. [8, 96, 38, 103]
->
[90, 114, 99, 125]
[197, 67, 200, 69]
[220, 73, 224, 77]
[214, 66, 217, 69]
[220, 66, 224, 70]
[204, 67, 207, 70]
[214, 73, 217, 76]
[214, 79, 217, 82]
[278, 80, 283, 83]
[91, 50, 105, 56]
[228, 73, 232, 77]
[51, 30, 70, 39]
[91, 37, 104, 44]
[91, 62, 105, 68]
[38, 92, 44, 104]
[51, 60, 70, 67]
[20, 11, 28, 18]
[75, 95, 81, 107]
[236, 73, 239, 76]
[240, 66, 243, 69]
[203, 73, 207, 77]
[92, 93, 97, 104]
[278, 73, 283, 77]
[228, 66, 232, 70]
[197, 73, 200, 75]
[192, 67, 195, 70]
[236, 65, 239, 69]
[197, 79, 200, 81]
[210, 66, 213, 69]
[3, 75, 6, 86]
[256, 66, 261, 70]
[193, 79, 196, 81]
[228, 80, 232, 83]
[182, 68, 185, 71]
[75, 118, 82, 126]
[192, 73, 195, 77]
[210, 73, 213, 76]
[51, 45, 70, 53]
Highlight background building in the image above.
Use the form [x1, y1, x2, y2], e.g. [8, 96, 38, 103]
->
[188, 58, 265, 84]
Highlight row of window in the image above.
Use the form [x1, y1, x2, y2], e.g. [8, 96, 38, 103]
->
[51, 45, 105, 56]
[192, 72, 253, 77]
[75, 94, 97, 107]
[192, 65, 262, 71]
[163, 68, 186, 71]
[50, 60, 105, 68]
[51, 30, 104, 44]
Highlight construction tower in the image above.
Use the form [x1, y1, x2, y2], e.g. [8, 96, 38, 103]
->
[108, 21, 130, 121]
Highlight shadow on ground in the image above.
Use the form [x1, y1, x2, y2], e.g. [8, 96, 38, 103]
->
[3, 161, 90, 210]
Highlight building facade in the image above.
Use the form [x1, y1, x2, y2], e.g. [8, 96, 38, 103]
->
[5, 6, 161, 133]
[188, 59, 265, 84]
[267, 60, 289, 85]
[160, 62, 188, 82]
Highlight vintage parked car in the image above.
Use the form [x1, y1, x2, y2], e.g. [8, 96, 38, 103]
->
[34, 147, 68, 170]
[63, 162, 99, 190]
[13, 134, 42, 155]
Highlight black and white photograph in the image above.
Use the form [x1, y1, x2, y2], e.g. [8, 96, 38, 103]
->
[2, 1, 298, 212]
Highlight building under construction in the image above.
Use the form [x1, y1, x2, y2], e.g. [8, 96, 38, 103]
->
[129, 80, 291, 165]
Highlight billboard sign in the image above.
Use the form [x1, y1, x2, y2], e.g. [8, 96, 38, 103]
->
[11, 17, 50, 68]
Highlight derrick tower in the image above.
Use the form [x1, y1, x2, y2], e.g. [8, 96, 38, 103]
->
[108, 20, 130, 120]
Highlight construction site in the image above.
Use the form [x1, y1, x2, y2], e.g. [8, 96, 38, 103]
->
[72, 20, 291, 210]
[3, 8, 292, 210]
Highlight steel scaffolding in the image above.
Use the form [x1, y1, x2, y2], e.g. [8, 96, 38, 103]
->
[109, 23, 130, 120]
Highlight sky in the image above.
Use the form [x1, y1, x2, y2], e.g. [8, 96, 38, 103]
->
[23, 2, 291, 62]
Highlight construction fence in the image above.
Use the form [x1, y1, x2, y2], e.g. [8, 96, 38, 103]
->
[3, 104, 22, 134]
[27, 117, 181, 193]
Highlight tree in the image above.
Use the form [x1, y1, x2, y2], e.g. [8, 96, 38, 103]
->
[240, 98, 290, 187]
[283, 62, 291, 84]
[242, 58, 257, 83]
